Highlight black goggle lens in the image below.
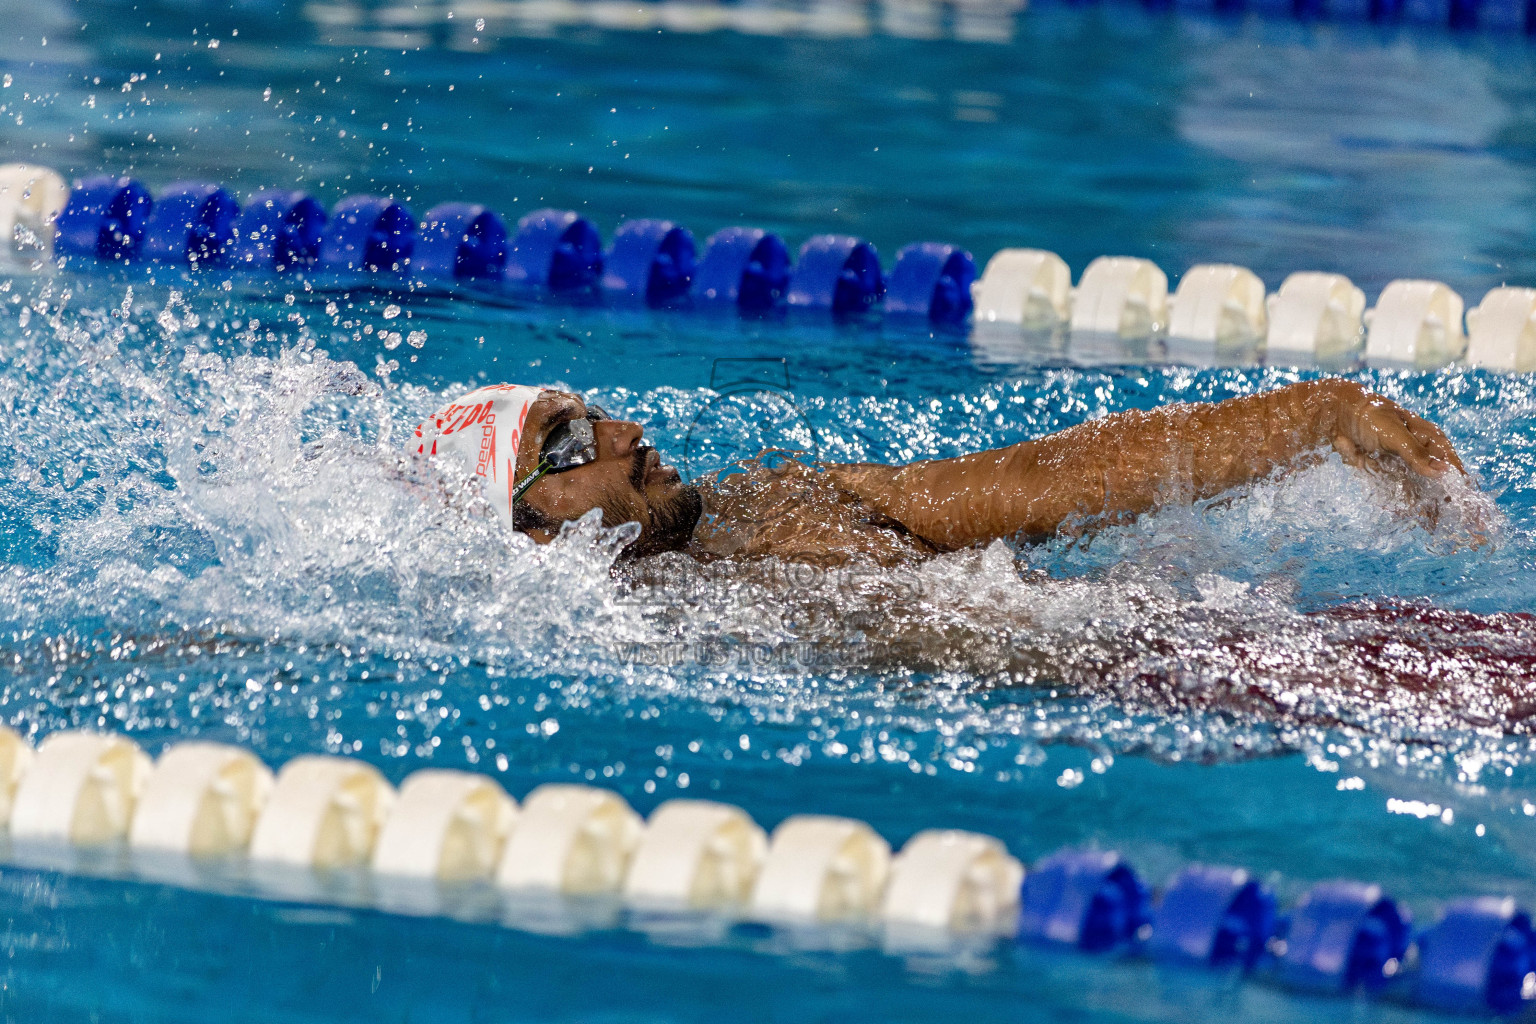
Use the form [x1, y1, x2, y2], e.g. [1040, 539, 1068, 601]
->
[538, 407, 608, 472]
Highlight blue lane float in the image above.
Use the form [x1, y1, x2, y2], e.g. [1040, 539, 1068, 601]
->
[1283, 0, 1533, 26]
[1416, 897, 1536, 1015]
[1147, 864, 1276, 970]
[787, 234, 884, 315]
[320, 195, 415, 273]
[1448, 0, 1531, 29]
[54, 176, 153, 261]
[1148, 0, 1536, 27]
[140, 182, 239, 266]
[691, 227, 790, 311]
[601, 218, 696, 305]
[228, 190, 327, 272]
[504, 208, 603, 291]
[885, 242, 976, 325]
[1017, 849, 1149, 953]
[415, 203, 507, 280]
[1275, 881, 1410, 992]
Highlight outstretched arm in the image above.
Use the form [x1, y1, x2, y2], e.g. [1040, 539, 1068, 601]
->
[824, 379, 1466, 550]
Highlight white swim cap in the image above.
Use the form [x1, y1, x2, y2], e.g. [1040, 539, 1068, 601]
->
[412, 384, 544, 528]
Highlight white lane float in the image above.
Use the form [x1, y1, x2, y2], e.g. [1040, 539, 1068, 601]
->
[129, 741, 274, 858]
[10, 731, 151, 845]
[0, 725, 33, 827]
[0, 162, 69, 258]
[248, 755, 395, 868]
[972, 248, 1073, 327]
[881, 829, 1024, 933]
[1365, 279, 1467, 368]
[1167, 263, 1268, 347]
[1265, 271, 1367, 362]
[750, 814, 892, 923]
[373, 768, 517, 882]
[623, 799, 768, 910]
[1465, 287, 1536, 373]
[1069, 256, 1168, 339]
[496, 783, 643, 895]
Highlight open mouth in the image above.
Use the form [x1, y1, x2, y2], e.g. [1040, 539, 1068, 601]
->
[642, 447, 680, 485]
[631, 445, 666, 489]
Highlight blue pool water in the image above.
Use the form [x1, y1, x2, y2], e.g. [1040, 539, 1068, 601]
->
[5, 1, 1536, 1020]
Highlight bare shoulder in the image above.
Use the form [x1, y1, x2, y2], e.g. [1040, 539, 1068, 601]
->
[687, 459, 931, 567]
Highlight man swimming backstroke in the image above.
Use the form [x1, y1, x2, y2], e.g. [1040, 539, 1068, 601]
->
[411, 378, 1467, 565]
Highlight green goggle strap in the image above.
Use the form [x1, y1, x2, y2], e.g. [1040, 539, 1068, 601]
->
[511, 459, 552, 507]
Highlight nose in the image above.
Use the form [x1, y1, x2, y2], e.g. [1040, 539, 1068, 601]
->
[594, 418, 644, 460]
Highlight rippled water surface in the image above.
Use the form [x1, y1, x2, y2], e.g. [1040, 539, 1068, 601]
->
[4, 3, 1536, 1022]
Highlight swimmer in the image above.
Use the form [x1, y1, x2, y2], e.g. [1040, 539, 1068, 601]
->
[412, 378, 1467, 565]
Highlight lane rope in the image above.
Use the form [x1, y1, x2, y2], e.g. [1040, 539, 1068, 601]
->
[4, 163, 1534, 372]
[0, 723, 1527, 1015]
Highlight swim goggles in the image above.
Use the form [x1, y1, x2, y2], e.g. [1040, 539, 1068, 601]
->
[510, 405, 610, 504]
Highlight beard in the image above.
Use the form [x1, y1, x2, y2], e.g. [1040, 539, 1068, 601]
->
[631, 482, 703, 558]
[600, 446, 703, 558]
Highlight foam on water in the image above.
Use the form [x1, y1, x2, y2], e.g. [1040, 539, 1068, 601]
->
[1, 275, 1533, 825]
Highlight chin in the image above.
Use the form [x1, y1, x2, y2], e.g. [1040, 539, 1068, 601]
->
[627, 482, 704, 559]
